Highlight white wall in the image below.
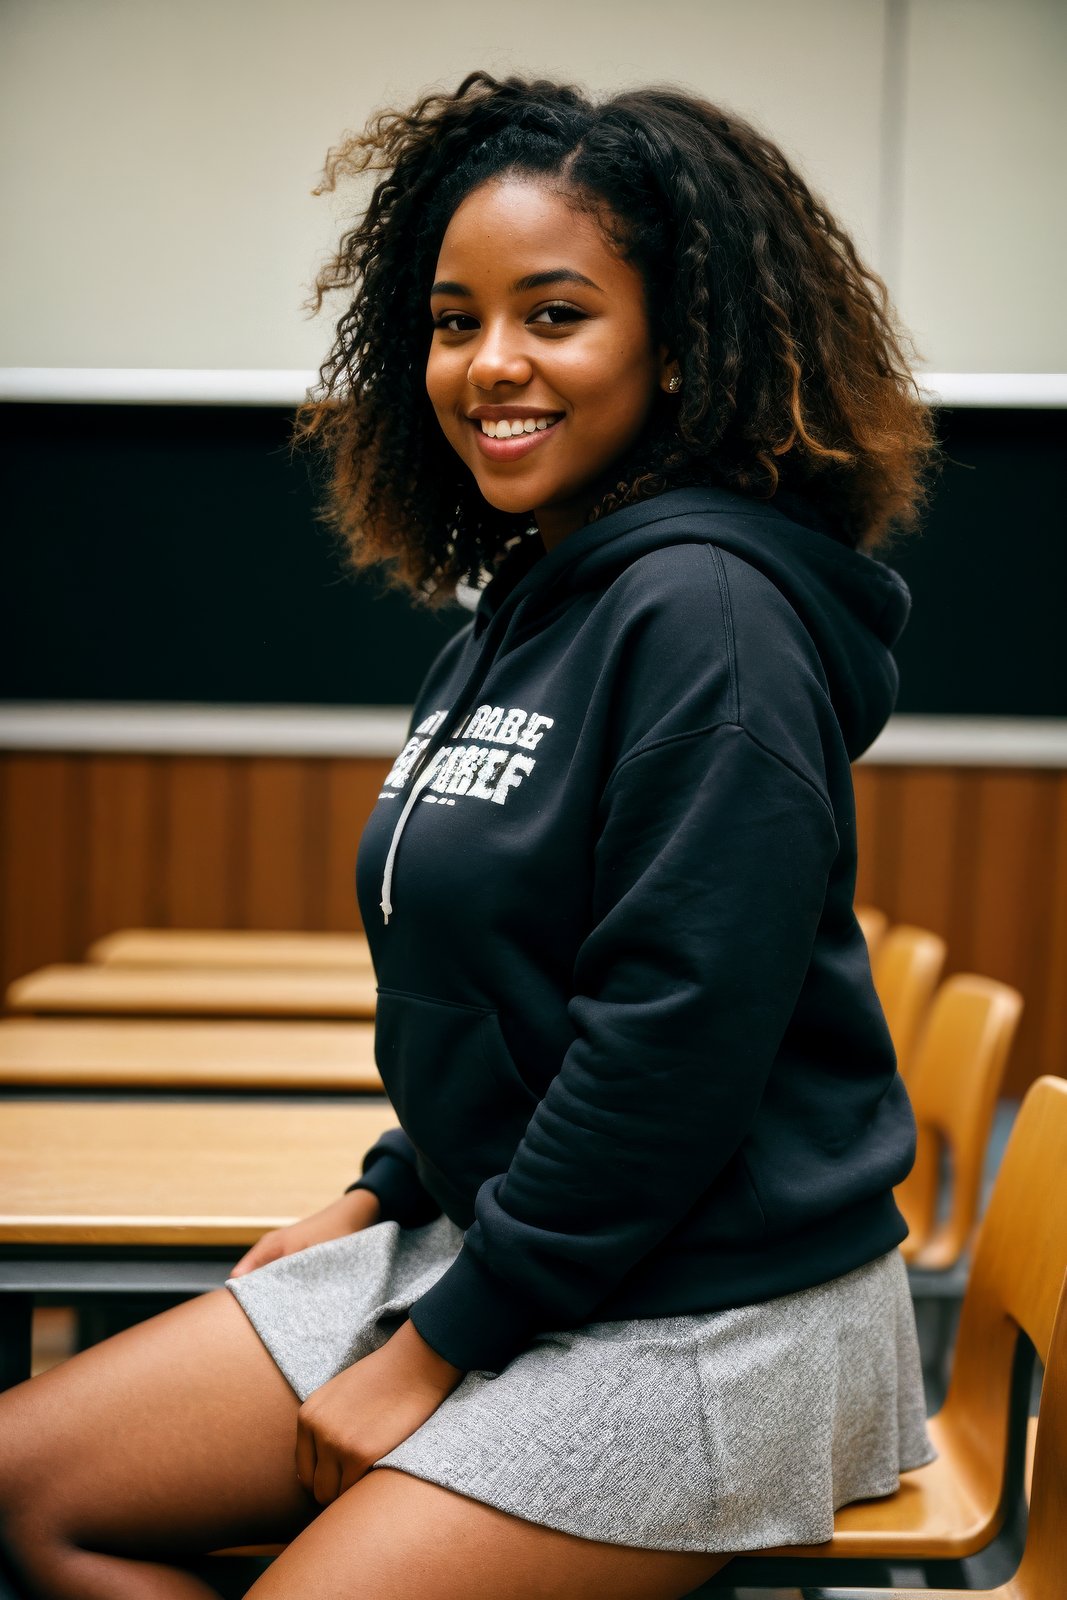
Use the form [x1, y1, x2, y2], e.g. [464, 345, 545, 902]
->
[896, 0, 1066, 371]
[0, 0, 1062, 373]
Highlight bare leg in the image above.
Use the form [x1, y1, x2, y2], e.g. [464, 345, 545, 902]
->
[245, 1466, 732, 1600]
[0, 1288, 314, 1599]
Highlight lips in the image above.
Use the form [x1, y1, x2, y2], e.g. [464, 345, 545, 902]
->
[469, 415, 563, 462]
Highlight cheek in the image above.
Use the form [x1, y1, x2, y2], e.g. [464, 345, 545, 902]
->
[425, 355, 463, 435]
[424, 348, 445, 405]
[569, 367, 656, 447]
[561, 330, 654, 411]
[425, 340, 461, 393]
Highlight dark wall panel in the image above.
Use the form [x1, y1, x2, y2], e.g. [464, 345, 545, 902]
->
[1, 403, 467, 705]
[888, 408, 1064, 716]
[2, 401, 1063, 714]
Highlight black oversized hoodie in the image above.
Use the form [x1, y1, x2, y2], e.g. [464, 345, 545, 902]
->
[349, 483, 916, 1375]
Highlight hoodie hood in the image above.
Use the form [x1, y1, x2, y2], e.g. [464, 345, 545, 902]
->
[475, 485, 910, 762]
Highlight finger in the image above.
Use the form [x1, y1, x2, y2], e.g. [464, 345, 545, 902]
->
[231, 1236, 283, 1277]
[229, 1247, 266, 1277]
[294, 1412, 318, 1499]
[313, 1446, 342, 1508]
[338, 1452, 369, 1498]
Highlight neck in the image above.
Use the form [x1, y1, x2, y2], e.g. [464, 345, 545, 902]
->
[533, 504, 588, 553]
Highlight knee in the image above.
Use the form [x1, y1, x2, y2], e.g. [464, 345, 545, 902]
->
[1, 1499, 79, 1597]
[0, 1386, 77, 1586]
[0, 1379, 49, 1506]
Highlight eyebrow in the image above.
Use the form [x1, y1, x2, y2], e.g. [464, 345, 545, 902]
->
[429, 268, 604, 299]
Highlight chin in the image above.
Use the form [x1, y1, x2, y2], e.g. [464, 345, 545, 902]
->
[471, 477, 546, 516]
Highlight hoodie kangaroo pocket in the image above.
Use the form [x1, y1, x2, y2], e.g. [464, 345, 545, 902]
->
[374, 988, 541, 1217]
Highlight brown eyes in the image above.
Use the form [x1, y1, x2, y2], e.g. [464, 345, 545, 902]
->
[531, 304, 588, 326]
[431, 304, 587, 333]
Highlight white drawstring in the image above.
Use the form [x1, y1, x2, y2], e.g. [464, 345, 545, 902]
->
[379, 747, 449, 923]
[378, 586, 536, 925]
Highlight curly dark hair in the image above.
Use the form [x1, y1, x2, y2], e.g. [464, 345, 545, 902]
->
[292, 69, 938, 602]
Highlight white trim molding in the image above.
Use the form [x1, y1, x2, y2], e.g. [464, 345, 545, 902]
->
[0, 369, 318, 407]
[860, 715, 1067, 767]
[0, 703, 412, 757]
[0, 704, 1064, 766]
[2, 368, 1066, 409]
[911, 372, 1067, 408]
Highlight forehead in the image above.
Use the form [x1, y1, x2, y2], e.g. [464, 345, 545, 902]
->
[434, 175, 635, 286]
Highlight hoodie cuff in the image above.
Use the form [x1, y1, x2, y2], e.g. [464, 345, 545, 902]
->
[406, 1244, 536, 1374]
[345, 1150, 441, 1229]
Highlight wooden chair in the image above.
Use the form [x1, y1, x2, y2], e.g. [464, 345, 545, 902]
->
[0, 1017, 383, 1091]
[88, 928, 373, 970]
[4, 963, 377, 1020]
[897, 974, 1024, 1270]
[800, 1269, 1067, 1599]
[708, 1075, 1067, 1587]
[854, 904, 888, 963]
[872, 924, 948, 1079]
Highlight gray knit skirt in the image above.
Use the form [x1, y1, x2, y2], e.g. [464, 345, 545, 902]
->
[226, 1213, 935, 1553]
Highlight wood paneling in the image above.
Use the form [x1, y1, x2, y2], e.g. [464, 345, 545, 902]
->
[85, 756, 163, 937]
[0, 752, 1063, 1095]
[1, 756, 83, 991]
[238, 759, 312, 931]
[162, 759, 238, 928]
[889, 769, 965, 941]
[853, 765, 1067, 1095]
[321, 760, 385, 934]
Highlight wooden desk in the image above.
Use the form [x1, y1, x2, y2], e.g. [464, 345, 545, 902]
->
[0, 1098, 398, 1387]
[0, 1019, 383, 1091]
[88, 929, 373, 971]
[6, 965, 377, 1020]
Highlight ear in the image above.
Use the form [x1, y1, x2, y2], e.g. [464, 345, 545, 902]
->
[656, 343, 680, 394]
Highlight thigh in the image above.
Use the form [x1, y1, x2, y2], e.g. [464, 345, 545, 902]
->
[0, 1286, 315, 1559]
[247, 1466, 731, 1600]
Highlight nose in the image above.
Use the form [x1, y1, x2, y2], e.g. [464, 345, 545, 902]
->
[465, 316, 533, 391]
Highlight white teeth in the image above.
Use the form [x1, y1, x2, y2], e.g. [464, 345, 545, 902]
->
[480, 416, 559, 437]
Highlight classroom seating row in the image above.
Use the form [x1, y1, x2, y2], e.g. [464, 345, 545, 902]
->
[859, 912, 1023, 1278]
[6, 1068, 1062, 1593]
[0, 909, 1023, 1355]
[1, 925, 380, 1089]
[0, 910, 1024, 1281]
[0, 914, 1046, 1595]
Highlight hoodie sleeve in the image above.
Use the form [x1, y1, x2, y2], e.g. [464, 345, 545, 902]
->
[345, 1126, 443, 1228]
[406, 720, 840, 1373]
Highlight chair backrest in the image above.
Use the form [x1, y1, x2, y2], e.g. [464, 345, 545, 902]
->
[1011, 1266, 1067, 1599]
[938, 1076, 1067, 1547]
[873, 1269, 1067, 1599]
[897, 974, 1024, 1269]
[872, 924, 947, 1079]
[854, 905, 888, 963]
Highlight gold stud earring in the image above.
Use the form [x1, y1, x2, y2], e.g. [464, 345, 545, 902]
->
[668, 373, 681, 392]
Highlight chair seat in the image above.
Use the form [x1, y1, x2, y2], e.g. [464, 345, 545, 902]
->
[761, 1410, 998, 1561]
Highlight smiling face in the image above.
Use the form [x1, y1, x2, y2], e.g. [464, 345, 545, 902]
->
[425, 175, 677, 551]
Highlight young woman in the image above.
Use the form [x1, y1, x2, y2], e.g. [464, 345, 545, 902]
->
[0, 70, 939, 1600]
